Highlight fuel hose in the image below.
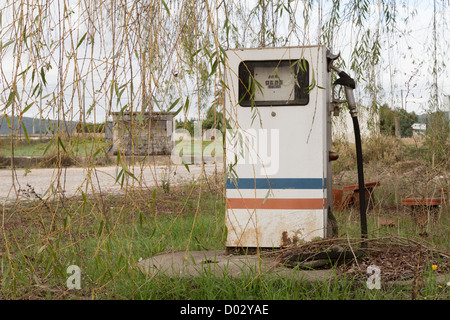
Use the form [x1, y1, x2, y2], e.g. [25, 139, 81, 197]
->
[333, 69, 368, 248]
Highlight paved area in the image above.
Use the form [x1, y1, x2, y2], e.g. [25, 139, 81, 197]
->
[0, 164, 223, 202]
[137, 250, 333, 281]
[137, 249, 450, 285]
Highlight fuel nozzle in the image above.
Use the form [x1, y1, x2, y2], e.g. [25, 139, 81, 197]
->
[331, 65, 358, 117]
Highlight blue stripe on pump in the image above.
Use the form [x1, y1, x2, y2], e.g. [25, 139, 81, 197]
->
[226, 178, 326, 190]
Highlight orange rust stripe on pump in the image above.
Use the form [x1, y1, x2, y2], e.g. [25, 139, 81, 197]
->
[226, 198, 327, 210]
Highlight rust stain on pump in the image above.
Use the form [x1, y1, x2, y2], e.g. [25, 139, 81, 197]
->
[281, 231, 291, 247]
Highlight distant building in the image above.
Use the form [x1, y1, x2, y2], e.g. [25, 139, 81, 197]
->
[108, 111, 175, 156]
[332, 104, 379, 142]
[411, 123, 426, 136]
[443, 94, 450, 113]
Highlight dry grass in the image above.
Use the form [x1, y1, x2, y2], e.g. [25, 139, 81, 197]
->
[266, 236, 449, 282]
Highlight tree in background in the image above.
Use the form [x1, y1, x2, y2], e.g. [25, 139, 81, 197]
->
[379, 104, 418, 138]
[175, 119, 195, 136]
[175, 105, 224, 137]
[379, 104, 395, 136]
[202, 106, 224, 132]
[397, 109, 418, 138]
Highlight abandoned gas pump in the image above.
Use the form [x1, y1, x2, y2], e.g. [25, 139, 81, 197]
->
[224, 46, 367, 250]
[225, 46, 334, 249]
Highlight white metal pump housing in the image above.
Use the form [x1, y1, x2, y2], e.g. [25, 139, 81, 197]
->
[225, 45, 333, 248]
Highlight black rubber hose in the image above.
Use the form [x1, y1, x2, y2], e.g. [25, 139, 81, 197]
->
[352, 116, 368, 248]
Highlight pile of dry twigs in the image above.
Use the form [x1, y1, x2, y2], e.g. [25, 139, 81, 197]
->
[265, 236, 450, 282]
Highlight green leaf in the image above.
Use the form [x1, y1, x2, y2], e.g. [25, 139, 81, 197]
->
[22, 123, 30, 143]
[6, 90, 15, 108]
[219, 80, 229, 90]
[81, 191, 87, 205]
[40, 67, 47, 86]
[76, 32, 87, 49]
[18, 66, 31, 78]
[4, 114, 11, 128]
[115, 168, 124, 184]
[92, 147, 102, 159]
[126, 171, 139, 182]
[183, 96, 190, 112]
[0, 39, 14, 52]
[97, 220, 104, 237]
[173, 97, 189, 117]
[262, 189, 271, 204]
[86, 102, 96, 117]
[43, 139, 55, 155]
[182, 161, 190, 173]
[114, 81, 119, 97]
[32, 84, 41, 97]
[58, 137, 67, 153]
[138, 211, 143, 228]
[168, 98, 181, 112]
[21, 103, 33, 115]
[116, 151, 121, 166]
[151, 189, 156, 215]
[161, 0, 171, 16]
[122, 163, 139, 182]
[117, 104, 128, 118]
[209, 58, 218, 77]
[218, 45, 228, 60]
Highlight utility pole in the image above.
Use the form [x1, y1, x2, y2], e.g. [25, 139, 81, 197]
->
[39, 98, 42, 140]
[401, 89, 404, 111]
[395, 116, 401, 138]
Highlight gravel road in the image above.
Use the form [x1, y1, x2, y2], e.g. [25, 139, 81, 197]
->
[0, 164, 223, 202]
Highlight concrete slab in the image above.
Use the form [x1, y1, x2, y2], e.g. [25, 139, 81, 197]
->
[137, 250, 334, 281]
[0, 164, 221, 201]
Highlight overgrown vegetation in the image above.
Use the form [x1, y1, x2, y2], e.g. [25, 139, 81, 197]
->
[0, 0, 449, 301]
[0, 165, 448, 299]
[379, 104, 419, 138]
[0, 137, 107, 158]
[1, 134, 449, 300]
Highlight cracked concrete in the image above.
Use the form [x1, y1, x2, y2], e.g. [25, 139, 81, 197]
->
[137, 250, 334, 281]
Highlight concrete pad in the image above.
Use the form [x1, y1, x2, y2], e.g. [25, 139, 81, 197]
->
[0, 164, 221, 201]
[137, 250, 333, 281]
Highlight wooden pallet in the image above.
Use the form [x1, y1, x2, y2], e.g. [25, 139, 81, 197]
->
[401, 198, 446, 207]
[401, 197, 446, 226]
[338, 181, 380, 211]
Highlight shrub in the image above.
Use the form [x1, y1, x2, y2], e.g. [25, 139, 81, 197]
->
[332, 134, 406, 173]
[423, 111, 449, 169]
[362, 134, 405, 165]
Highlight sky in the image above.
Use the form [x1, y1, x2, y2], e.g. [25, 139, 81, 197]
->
[316, 0, 450, 114]
[0, 0, 448, 124]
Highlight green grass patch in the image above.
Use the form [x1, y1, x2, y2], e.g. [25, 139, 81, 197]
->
[0, 137, 107, 157]
[0, 138, 221, 158]
[174, 140, 223, 156]
[1, 179, 448, 300]
[0, 182, 227, 299]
